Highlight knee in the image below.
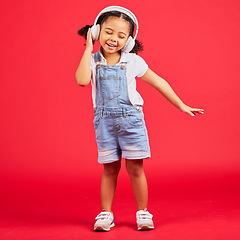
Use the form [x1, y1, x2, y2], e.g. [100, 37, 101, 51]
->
[103, 161, 121, 176]
[126, 160, 143, 178]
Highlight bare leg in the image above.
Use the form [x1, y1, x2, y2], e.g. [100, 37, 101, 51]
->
[101, 160, 121, 212]
[125, 159, 148, 210]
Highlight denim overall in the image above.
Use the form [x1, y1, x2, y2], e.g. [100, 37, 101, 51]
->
[93, 51, 150, 164]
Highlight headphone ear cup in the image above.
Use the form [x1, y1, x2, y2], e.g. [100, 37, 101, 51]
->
[122, 36, 135, 53]
[91, 24, 100, 41]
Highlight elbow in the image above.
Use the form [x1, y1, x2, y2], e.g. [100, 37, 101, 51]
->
[75, 75, 90, 87]
[76, 80, 89, 87]
[75, 69, 91, 87]
[80, 83, 89, 87]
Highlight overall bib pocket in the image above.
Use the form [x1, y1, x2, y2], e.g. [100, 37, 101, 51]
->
[100, 76, 121, 102]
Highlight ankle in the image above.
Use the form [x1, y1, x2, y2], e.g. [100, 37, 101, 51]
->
[137, 207, 148, 212]
[101, 208, 112, 212]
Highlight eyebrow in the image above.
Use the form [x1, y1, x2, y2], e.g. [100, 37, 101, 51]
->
[105, 27, 127, 35]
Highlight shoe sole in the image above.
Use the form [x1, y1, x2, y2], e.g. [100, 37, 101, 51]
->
[138, 225, 154, 231]
[94, 223, 115, 232]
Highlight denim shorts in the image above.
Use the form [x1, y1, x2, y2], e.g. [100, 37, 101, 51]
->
[93, 106, 151, 164]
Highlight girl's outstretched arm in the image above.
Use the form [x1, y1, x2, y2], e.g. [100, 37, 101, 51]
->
[141, 68, 204, 116]
[75, 29, 93, 86]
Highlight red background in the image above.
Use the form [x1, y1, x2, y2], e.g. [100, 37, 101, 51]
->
[1, 0, 240, 239]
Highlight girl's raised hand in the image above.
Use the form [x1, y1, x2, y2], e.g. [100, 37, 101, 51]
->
[86, 28, 93, 52]
[180, 104, 204, 117]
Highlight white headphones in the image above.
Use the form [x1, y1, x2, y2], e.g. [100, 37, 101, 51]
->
[91, 6, 139, 53]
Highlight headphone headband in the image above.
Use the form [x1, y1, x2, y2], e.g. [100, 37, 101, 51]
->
[93, 6, 139, 40]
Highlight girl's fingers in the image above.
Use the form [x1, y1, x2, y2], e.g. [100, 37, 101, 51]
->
[190, 108, 204, 116]
[88, 28, 92, 39]
[87, 28, 90, 38]
[194, 109, 204, 114]
[182, 105, 204, 117]
[86, 28, 93, 51]
[189, 111, 195, 117]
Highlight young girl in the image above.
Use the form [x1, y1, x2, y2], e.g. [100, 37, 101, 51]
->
[75, 6, 204, 232]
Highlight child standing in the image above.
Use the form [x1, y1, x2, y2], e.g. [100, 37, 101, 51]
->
[75, 6, 204, 231]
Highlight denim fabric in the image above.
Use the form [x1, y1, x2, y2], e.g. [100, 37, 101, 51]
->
[93, 52, 151, 163]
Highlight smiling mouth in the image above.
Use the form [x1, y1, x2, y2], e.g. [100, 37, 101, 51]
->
[106, 42, 117, 48]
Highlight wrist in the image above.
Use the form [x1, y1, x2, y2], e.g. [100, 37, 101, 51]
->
[85, 48, 93, 54]
[177, 102, 186, 112]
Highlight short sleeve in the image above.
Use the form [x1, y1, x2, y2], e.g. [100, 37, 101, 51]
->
[90, 54, 95, 72]
[134, 55, 148, 78]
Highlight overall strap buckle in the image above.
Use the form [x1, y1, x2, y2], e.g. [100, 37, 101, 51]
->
[123, 108, 127, 118]
[100, 108, 103, 118]
[120, 62, 127, 70]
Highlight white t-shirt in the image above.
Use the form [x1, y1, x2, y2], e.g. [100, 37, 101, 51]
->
[90, 48, 148, 108]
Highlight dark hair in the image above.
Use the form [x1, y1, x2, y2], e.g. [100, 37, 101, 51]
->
[77, 11, 143, 54]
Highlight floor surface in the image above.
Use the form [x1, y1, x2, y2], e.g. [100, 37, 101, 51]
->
[0, 175, 239, 240]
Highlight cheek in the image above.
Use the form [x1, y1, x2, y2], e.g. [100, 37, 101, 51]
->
[99, 31, 108, 41]
[99, 36, 107, 46]
[99, 34, 105, 41]
[120, 38, 128, 46]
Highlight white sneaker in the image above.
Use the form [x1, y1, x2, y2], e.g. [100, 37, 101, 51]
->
[94, 211, 115, 231]
[136, 208, 154, 230]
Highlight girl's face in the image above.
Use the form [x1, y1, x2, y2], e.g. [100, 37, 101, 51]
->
[99, 16, 130, 55]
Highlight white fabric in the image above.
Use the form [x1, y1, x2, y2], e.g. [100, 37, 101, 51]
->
[136, 209, 154, 230]
[94, 211, 114, 231]
[90, 48, 148, 108]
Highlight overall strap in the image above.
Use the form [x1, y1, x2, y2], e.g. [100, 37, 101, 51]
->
[94, 51, 101, 63]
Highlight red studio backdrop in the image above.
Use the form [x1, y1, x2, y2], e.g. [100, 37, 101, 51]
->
[0, 0, 240, 238]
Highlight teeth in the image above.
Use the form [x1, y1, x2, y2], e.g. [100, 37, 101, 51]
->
[107, 43, 116, 47]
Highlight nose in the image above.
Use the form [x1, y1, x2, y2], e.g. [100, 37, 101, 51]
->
[110, 38, 116, 43]
[110, 35, 117, 42]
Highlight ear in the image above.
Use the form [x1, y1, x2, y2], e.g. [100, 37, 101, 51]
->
[91, 24, 100, 41]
